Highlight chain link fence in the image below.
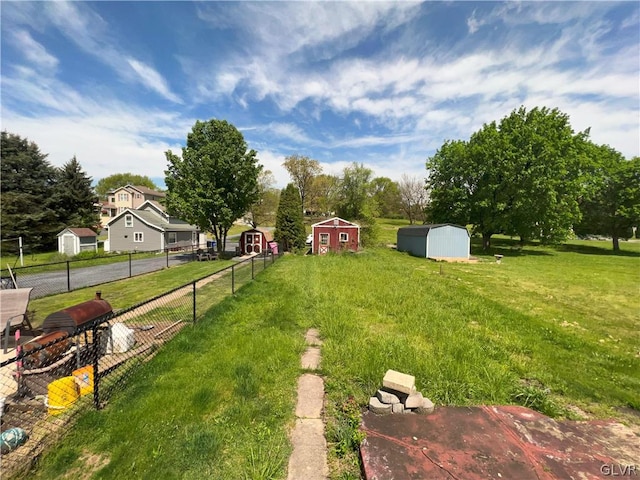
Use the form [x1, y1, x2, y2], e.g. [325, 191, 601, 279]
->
[0, 248, 206, 299]
[0, 252, 280, 479]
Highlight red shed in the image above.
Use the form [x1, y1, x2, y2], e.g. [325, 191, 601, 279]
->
[239, 228, 274, 255]
[311, 217, 360, 255]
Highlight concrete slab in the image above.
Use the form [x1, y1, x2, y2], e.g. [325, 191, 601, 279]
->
[360, 405, 640, 480]
[287, 418, 328, 480]
[301, 346, 321, 370]
[295, 374, 324, 419]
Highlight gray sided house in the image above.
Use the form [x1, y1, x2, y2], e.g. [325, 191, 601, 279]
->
[106, 201, 200, 253]
[397, 224, 470, 259]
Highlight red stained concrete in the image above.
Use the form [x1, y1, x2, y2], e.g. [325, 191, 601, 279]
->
[360, 406, 639, 480]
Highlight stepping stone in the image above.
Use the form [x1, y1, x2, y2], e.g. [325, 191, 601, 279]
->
[305, 328, 323, 346]
[287, 418, 328, 480]
[301, 347, 321, 370]
[295, 374, 324, 419]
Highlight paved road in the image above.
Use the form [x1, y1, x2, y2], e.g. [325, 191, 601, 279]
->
[11, 240, 239, 299]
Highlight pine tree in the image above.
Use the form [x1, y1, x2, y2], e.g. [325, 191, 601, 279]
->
[52, 156, 99, 229]
[274, 183, 306, 252]
[1, 131, 60, 252]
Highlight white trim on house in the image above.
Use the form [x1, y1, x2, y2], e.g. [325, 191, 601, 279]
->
[106, 209, 164, 232]
[134, 232, 144, 242]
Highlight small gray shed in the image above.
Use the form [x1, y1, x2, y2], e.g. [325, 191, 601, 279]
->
[57, 228, 98, 256]
[397, 224, 470, 259]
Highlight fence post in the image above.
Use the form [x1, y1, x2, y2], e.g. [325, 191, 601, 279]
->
[271, 251, 275, 264]
[264, 253, 266, 269]
[93, 324, 100, 409]
[251, 256, 255, 279]
[166, 248, 169, 268]
[66, 261, 71, 292]
[232, 264, 235, 294]
[129, 253, 132, 278]
[193, 281, 197, 323]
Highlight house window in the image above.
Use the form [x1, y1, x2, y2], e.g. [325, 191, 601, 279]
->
[109, 196, 115, 203]
[119, 207, 127, 214]
[125, 215, 133, 227]
[320, 233, 329, 245]
[168, 232, 177, 244]
[135, 193, 142, 199]
[134, 232, 143, 242]
[118, 193, 129, 201]
[339, 232, 349, 242]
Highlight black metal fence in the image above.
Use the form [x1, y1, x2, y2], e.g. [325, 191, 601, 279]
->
[0, 252, 280, 479]
[0, 248, 208, 299]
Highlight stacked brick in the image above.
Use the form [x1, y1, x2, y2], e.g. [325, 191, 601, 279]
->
[369, 369, 435, 415]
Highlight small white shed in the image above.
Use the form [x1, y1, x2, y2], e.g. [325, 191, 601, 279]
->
[57, 228, 98, 256]
[397, 224, 470, 259]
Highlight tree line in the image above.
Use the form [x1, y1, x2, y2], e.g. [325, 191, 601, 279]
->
[426, 106, 640, 251]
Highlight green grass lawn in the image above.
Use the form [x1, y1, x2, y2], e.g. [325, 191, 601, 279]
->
[28, 238, 639, 479]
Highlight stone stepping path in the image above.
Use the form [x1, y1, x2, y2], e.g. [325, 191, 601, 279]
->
[287, 328, 328, 480]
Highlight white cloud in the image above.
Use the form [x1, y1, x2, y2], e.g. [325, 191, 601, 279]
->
[126, 58, 182, 104]
[9, 29, 58, 71]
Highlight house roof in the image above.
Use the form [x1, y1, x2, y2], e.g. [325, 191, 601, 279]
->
[58, 227, 97, 237]
[107, 209, 198, 232]
[243, 228, 274, 242]
[397, 224, 469, 237]
[138, 199, 167, 217]
[311, 217, 360, 228]
[107, 184, 166, 198]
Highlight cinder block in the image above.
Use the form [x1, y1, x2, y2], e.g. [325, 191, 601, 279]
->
[376, 389, 400, 405]
[404, 392, 424, 409]
[392, 403, 405, 414]
[369, 396, 392, 414]
[382, 369, 416, 395]
[416, 398, 435, 415]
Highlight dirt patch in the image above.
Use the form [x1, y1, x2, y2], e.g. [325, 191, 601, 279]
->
[60, 449, 110, 480]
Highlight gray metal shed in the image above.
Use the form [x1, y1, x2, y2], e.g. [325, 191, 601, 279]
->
[397, 224, 470, 259]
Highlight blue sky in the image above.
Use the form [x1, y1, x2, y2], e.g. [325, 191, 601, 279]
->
[2, 1, 638, 189]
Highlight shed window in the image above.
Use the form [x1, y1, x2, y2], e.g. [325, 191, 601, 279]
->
[320, 233, 329, 245]
[339, 232, 349, 242]
[125, 215, 133, 227]
[192, 231, 198, 244]
[134, 232, 143, 243]
[168, 232, 177, 244]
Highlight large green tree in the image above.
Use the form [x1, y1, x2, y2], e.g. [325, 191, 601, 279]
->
[164, 119, 261, 253]
[274, 183, 306, 252]
[95, 173, 158, 199]
[427, 106, 588, 250]
[248, 170, 279, 227]
[576, 146, 640, 251]
[1, 131, 60, 252]
[282, 154, 322, 214]
[337, 162, 379, 246]
[371, 177, 402, 219]
[52, 156, 99, 229]
[308, 174, 339, 216]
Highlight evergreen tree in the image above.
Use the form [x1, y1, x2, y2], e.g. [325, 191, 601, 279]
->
[274, 183, 306, 252]
[1, 131, 59, 252]
[52, 156, 99, 229]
